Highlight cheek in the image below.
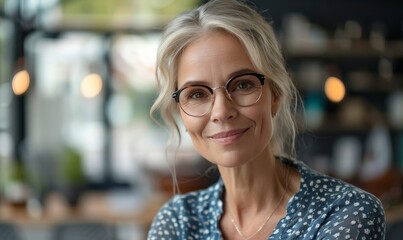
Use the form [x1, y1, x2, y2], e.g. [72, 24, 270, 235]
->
[251, 101, 274, 139]
[263, 111, 274, 139]
[180, 113, 207, 140]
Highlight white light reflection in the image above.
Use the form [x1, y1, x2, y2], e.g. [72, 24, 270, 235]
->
[106, 93, 133, 126]
[0, 82, 12, 107]
[0, 132, 13, 158]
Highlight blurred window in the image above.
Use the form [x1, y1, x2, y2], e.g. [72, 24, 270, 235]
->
[108, 33, 198, 181]
[0, 17, 14, 200]
[25, 32, 107, 184]
[37, 0, 200, 30]
[13, 0, 202, 190]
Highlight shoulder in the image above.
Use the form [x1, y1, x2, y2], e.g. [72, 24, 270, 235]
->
[286, 159, 386, 239]
[169, 179, 223, 215]
[147, 180, 223, 239]
[293, 159, 383, 206]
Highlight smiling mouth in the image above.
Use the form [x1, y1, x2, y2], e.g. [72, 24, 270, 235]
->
[210, 128, 249, 145]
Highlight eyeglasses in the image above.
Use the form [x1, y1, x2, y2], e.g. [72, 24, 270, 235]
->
[172, 73, 266, 117]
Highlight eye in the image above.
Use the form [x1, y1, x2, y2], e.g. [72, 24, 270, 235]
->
[188, 91, 206, 99]
[181, 86, 211, 102]
[235, 80, 254, 90]
[229, 76, 258, 93]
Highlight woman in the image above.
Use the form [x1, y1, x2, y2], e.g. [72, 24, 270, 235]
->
[148, 0, 385, 239]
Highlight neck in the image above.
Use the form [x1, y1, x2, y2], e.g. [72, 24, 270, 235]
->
[219, 153, 288, 226]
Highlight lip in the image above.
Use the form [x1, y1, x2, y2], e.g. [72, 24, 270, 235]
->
[209, 128, 249, 145]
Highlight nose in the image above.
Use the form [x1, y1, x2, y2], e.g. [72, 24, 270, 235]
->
[210, 88, 237, 122]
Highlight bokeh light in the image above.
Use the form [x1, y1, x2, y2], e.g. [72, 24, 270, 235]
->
[12, 70, 30, 95]
[80, 73, 103, 98]
[324, 76, 346, 103]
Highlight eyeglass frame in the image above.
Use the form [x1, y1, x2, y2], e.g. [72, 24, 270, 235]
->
[172, 72, 266, 117]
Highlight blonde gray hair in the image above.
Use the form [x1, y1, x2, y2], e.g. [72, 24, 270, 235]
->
[150, 0, 299, 159]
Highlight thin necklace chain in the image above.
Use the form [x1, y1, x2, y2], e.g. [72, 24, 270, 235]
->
[229, 166, 290, 240]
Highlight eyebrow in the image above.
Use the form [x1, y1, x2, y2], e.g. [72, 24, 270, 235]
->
[228, 68, 257, 79]
[177, 68, 258, 89]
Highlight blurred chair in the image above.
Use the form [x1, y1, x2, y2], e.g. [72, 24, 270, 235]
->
[53, 222, 117, 240]
[386, 219, 403, 240]
[0, 222, 21, 240]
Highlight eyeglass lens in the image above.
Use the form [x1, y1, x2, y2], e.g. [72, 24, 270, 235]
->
[178, 74, 263, 117]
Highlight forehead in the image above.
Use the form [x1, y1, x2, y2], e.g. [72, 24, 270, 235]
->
[181, 30, 248, 62]
[177, 30, 255, 86]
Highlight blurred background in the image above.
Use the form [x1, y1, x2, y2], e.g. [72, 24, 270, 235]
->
[0, 0, 402, 239]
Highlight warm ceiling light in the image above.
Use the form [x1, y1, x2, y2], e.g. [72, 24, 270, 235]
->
[80, 73, 103, 98]
[324, 76, 345, 103]
[12, 70, 30, 95]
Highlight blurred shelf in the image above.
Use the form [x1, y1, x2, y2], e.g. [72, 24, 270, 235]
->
[284, 40, 403, 59]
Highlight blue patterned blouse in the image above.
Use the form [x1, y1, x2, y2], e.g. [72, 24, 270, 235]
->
[148, 159, 386, 239]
